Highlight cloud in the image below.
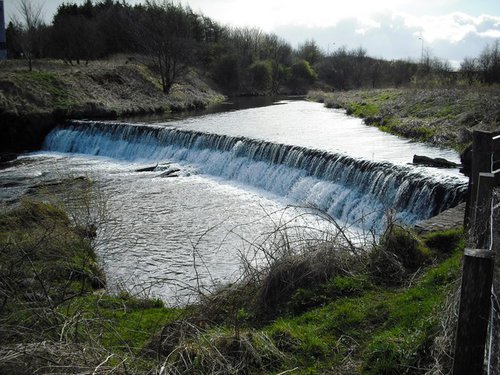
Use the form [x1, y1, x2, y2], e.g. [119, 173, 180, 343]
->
[183, 0, 462, 30]
[274, 10, 500, 63]
[401, 12, 500, 43]
[355, 18, 382, 35]
[479, 30, 500, 38]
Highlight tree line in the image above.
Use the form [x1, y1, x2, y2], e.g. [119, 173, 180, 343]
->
[6, 0, 500, 94]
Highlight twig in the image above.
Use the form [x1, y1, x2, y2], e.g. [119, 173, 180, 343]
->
[92, 353, 114, 375]
[276, 367, 300, 375]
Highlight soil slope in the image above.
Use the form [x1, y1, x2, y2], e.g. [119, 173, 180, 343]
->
[0, 59, 225, 153]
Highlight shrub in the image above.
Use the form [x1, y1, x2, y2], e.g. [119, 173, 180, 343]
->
[198, 221, 366, 322]
[248, 60, 273, 93]
[254, 245, 362, 319]
[369, 224, 431, 286]
[197, 281, 259, 325]
[288, 59, 318, 92]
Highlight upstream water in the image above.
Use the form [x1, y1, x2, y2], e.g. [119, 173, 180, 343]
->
[1, 99, 468, 303]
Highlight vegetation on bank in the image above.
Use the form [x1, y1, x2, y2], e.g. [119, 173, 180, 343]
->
[0, 59, 225, 117]
[309, 87, 500, 151]
[0, 59, 225, 152]
[0, 190, 466, 374]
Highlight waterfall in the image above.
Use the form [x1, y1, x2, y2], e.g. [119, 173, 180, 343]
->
[43, 120, 467, 231]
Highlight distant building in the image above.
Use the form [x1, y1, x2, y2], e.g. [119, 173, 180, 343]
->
[0, 0, 6, 60]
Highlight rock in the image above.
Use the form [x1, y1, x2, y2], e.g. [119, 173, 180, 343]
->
[159, 168, 180, 177]
[135, 164, 158, 172]
[0, 153, 18, 164]
[412, 155, 460, 168]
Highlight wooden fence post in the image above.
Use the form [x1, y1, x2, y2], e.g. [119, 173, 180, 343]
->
[452, 248, 495, 375]
[466, 131, 493, 229]
[453, 130, 497, 375]
[490, 189, 500, 374]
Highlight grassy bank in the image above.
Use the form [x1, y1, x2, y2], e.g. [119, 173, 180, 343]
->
[0, 194, 465, 374]
[0, 197, 183, 373]
[309, 87, 500, 152]
[0, 58, 225, 153]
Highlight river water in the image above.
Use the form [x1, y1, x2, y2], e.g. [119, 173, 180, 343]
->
[0, 99, 468, 304]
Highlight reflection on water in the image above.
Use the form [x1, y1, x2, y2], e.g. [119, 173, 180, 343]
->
[120, 95, 291, 123]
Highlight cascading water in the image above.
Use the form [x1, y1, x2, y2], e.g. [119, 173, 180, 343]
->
[44, 120, 467, 231]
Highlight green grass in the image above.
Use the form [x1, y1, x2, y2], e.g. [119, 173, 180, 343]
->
[423, 228, 465, 256]
[288, 275, 371, 313]
[15, 70, 76, 108]
[261, 243, 463, 373]
[63, 293, 181, 352]
[25, 70, 58, 82]
[346, 101, 381, 118]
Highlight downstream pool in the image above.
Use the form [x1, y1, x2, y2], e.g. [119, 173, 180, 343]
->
[0, 99, 467, 304]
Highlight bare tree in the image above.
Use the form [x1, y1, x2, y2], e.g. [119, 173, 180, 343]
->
[460, 57, 479, 85]
[134, 1, 197, 94]
[478, 40, 500, 84]
[264, 34, 292, 93]
[296, 39, 323, 66]
[12, 0, 44, 71]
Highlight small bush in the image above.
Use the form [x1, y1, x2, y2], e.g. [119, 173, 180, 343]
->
[254, 246, 362, 319]
[198, 281, 259, 325]
[369, 224, 431, 286]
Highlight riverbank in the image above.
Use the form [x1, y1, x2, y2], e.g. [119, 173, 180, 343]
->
[0, 58, 225, 153]
[308, 87, 500, 151]
[0, 190, 465, 374]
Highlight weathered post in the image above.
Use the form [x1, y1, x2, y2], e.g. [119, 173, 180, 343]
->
[453, 131, 497, 375]
[453, 247, 495, 375]
[0, 0, 6, 60]
[490, 188, 500, 374]
[467, 131, 494, 228]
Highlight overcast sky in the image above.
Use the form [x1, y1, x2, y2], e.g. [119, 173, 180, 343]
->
[4, 0, 500, 66]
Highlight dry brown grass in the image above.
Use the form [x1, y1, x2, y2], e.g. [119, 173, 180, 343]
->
[309, 87, 500, 151]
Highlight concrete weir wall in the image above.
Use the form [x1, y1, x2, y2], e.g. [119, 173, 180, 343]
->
[414, 202, 466, 234]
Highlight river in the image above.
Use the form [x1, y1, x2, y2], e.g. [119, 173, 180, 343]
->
[0, 99, 468, 304]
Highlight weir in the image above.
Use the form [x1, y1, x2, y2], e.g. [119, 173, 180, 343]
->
[43, 120, 467, 231]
